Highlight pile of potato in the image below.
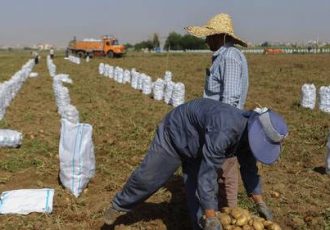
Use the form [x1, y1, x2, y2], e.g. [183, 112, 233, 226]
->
[217, 207, 281, 230]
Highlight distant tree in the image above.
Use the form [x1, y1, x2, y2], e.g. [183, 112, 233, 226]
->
[152, 33, 160, 49]
[134, 40, 153, 51]
[124, 43, 133, 49]
[261, 41, 270, 47]
[164, 32, 183, 50]
[181, 34, 207, 50]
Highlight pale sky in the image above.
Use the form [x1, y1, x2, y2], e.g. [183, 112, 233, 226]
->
[0, 0, 329, 47]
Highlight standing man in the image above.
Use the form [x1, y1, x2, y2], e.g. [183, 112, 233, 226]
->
[103, 99, 288, 230]
[49, 48, 55, 59]
[32, 50, 39, 64]
[185, 13, 272, 220]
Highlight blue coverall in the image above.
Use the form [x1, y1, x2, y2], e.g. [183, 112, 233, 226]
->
[112, 98, 261, 229]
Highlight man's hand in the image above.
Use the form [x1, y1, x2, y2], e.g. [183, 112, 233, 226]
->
[204, 217, 222, 230]
[256, 202, 273, 220]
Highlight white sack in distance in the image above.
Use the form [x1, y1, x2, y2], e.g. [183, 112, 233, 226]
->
[153, 78, 165, 101]
[319, 86, 330, 113]
[0, 188, 54, 215]
[164, 81, 175, 105]
[0, 129, 22, 148]
[300, 84, 316, 109]
[326, 133, 330, 175]
[171, 82, 185, 107]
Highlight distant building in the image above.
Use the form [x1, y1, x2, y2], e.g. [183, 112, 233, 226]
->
[33, 43, 54, 50]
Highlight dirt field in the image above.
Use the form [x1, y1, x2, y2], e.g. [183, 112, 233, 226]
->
[0, 51, 329, 230]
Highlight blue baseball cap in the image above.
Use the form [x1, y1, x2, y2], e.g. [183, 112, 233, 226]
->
[248, 109, 288, 165]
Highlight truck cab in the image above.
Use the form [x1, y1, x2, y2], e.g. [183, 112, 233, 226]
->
[102, 36, 125, 57]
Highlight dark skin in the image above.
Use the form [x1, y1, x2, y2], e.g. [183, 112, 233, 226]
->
[205, 33, 231, 51]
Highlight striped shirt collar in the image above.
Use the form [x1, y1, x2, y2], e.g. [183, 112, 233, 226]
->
[212, 41, 235, 57]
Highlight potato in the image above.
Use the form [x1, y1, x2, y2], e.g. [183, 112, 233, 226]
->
[233, 227, 242, 230]
[222, 207, 231, 214]
[263, 220, 273, 228]
[219, 213, 232, 225]
[252, 220, 264, 230]
[266, 223, 281, 230]
[242, 225, 253, 230]
[231, 208, 243, 219]
[241, 209, 251, 219]
[270, 191, 280, 198]
[236, 214, 249, 226]
[223, 225, 235, 230]
[231, 218, 237, 225]
[248, 219, 253, 225]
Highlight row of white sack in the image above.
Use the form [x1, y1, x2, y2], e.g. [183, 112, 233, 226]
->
[64, 55, 81, 64]
[47, 56, 56, 77]
[53, 75, 80, 124]
[0, 59, 35, 120]
[98, 63, 185, 107]
[47, 57, 95, 198]
[300, 84, 330, 113]
[47, 56, 79, 123]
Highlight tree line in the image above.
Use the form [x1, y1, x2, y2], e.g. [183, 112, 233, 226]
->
[125, 32, 207, 51]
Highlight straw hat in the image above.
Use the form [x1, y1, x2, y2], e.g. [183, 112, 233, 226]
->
[185, 13, 247, 47]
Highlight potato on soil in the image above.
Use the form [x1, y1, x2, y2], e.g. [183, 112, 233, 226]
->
[219, 213, 232, 225]
[242, 225, 253, 230]
[236, 214, 249, 226]
[252, 220, 264, 230]
[266, 223, 281, 230]
[223, 225, 235, 230]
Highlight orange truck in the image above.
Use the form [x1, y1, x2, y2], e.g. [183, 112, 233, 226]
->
[263, 48, 284, 55]
[67, 35, 126, 58]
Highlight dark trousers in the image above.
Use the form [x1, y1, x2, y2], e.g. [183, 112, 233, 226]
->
[112, 123, 203, 229]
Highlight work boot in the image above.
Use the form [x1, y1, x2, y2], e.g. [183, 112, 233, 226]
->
[103, 204, 127, 225]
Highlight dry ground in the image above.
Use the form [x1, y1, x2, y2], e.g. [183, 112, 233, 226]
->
[0, 51, 329, 229]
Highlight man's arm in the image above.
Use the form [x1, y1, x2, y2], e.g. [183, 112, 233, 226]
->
[198, 130, 232, 211]
[222, 57, 242, 107]
[238, 149, 273, 220]
[237, 148, 261, 195]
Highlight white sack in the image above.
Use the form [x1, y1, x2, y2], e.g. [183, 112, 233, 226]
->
[99, 63, 105, 75]
[326, 133, 330, 174]
[0, 129, 22, 148]
[172, 82, 185, 107]
[0, 188, 54, 215]
[164, 81, 175, 104]
[319, 86, 330, 113]
[153, 78, 165, 101]
[300, 84, 316, 109]
[59, 119, 95, 197]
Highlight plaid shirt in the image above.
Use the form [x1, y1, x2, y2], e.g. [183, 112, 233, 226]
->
[204, 42, 249, 109]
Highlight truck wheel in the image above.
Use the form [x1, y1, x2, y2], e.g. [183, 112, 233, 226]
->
[107, 51, 114, 58]
[77, 51, 85, 58]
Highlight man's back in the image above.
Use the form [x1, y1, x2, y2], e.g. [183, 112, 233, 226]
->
[163, 98, 247, 158]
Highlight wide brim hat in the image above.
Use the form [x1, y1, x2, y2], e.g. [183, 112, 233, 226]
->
[248, 110, 288, 165]
[185, 13, 247, 47]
